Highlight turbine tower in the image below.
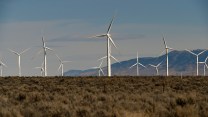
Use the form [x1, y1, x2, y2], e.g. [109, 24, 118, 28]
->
[149, 61, 163, 76]
[9, 48, 29, 76]
[0, 59, 7, 77]
[162, 36, 173, 76]
[198, 56, 208, 76]
[93, 58, 105, 76]
[90, 15, 118, 77]
[56, 54, 71, 76]
[185, 49, 207, 76]
[129, 52, 146, 76]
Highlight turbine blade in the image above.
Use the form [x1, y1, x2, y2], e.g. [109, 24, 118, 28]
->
[139, 63, 146, 68]
[185, 49, 197, 56]
[20, 48, 30, 55]
[0, 61, 7, 67]
[107, 15, 115, 33]
[89, 34, 107, 38]
[55, 54, 62, 62]
[149, 64, 156, 67]
[198, 50, 207, 56]
[205, 56, 208, 62]
[34, 67, 42, 69]
[99, 59, 104, 67]
[129, 63, 137, 69]
[137, 52, 139, 63]
[62, 61, 72, 63]
[41, 61, 44, 67]
[157, 61, 163, 67]
[159, 50, 165, 56]
[198, 62, 204, 64]
[205, 63, 208, 68]
[111, 55, 120, 63]
[162, 36, 167, 48]
[42, 36, 45, 43]
[42, 36, 46, 48]
[92, 67, 99, 69]
[109, 36, 118, 49]
[98, 56, 107, 61]
[58, 64, 62, 71]
[100, 68, 105, 75]
[9, 49, 19, 56]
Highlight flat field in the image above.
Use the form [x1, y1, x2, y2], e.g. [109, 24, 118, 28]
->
[0, 76, 208, 117]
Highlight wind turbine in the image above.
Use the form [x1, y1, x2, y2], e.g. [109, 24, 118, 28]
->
[0, 59, 7, 77]
[185, 49, 207, 76]
[149, 61, 163, 76]
[34, 62, 44, 76]
[56, 54, 71, 76]
[90, 15, 118, 77]
[129, 52, 146, 76]
[92, 58, 105, 76]
[9, 48, 30, 76]
[198, 56, 208, 76]
[34, 36, 53, 76]
[162, 36, 173, 76]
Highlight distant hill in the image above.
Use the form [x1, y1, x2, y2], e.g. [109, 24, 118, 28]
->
[64, 49, 208, 76]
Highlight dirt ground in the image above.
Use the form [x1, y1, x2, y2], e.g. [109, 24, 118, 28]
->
[0, 76, 208, 117]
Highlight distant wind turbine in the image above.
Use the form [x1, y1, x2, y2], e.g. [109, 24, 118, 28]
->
[34, 61, 44, 76]
[129, 52, 146, 76]
[34, 36, 53, 76]
[0, 59, 7, 77]
[56, 54, 71, 76]
[162, 35, 173, 76]
[149, 61, 163, 76]
[92, 58, 105, 76]
[198, 56, 208, 76]
[185, 49, 207, 76]
[9, 48, 30, 76]
[90, 15, 118, 77]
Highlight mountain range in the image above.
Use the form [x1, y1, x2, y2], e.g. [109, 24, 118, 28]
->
[64, 49, 208, 76]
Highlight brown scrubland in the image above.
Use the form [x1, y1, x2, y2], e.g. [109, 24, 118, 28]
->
[0, 76, 208, 117]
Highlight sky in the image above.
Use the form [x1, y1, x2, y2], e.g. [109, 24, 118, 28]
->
[0, 0, 207, 76]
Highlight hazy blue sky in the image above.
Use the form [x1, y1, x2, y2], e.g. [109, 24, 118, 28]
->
[0, 0, 207, 76]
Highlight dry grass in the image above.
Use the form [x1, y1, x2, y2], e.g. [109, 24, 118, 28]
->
[0, 76, 208, 117]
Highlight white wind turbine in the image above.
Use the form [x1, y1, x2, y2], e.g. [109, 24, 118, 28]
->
[162, 36, 173, 76]
[90, 15, 118, 77]
[34, 62, 44, 76]
[129, 52, 146, 76]
[149, 61, 163, 76]
[0, 59, 7, 77]
[198, 56, 208, 76]
[92, 58, 105, 76]
[56, 54, 71, 76]
[185, 49, 207, 76]
[9, 48, 30, 76]
[34, 36, 53, 76]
